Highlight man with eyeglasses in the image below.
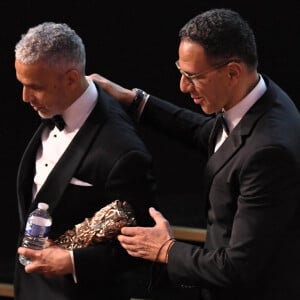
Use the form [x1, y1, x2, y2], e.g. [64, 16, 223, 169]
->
[89, 8, 300, 300]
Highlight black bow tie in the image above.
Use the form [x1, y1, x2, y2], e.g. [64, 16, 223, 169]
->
[41, 115, 66, 131]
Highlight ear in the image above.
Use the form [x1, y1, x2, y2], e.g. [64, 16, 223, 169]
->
[65, 69, 79, 87]
[227, 61, 242, 80]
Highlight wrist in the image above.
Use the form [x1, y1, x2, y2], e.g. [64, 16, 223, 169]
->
[128, 88, 147, 112]
[155, 237, 175, 264]
[165, 239, 175, 263]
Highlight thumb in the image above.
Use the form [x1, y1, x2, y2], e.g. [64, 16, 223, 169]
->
[149, 207, 167, 224]
[149, 207, 174, 238]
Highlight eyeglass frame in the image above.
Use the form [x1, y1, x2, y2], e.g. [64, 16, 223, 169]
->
[175, 59, 240, 84]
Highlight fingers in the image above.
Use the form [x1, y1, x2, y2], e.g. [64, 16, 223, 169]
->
[120, 225, 144, 236]
[117, 234, 137, 255]
[18, 248, 44, 274]
[88, 73, 135, 105]
[117, 228, 146, 249]
[18, 247, 38, 261]
[117, 234, 153, 260]
[88, 73, 107, 84]
[18, 246, 72, 277]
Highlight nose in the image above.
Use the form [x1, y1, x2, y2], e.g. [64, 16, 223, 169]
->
[22, 86, 31, 103]
[179, 75, 194, 93]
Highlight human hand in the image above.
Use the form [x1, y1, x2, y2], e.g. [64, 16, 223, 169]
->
[88, 73, 136, 106]
[117, 207, 175, 263]
[18, 242, 73, 277]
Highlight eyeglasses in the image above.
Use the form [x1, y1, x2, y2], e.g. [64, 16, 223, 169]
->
[175, 59, 239, 85]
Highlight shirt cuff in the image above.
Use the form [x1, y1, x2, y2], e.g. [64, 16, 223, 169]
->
[69, 250, 78, 283]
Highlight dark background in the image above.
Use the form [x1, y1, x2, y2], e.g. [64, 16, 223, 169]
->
[0, 0, 299, 285]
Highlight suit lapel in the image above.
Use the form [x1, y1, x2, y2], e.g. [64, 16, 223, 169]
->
[17, 124, 45, 228]
[33, 101, 105, 215]
[206, 130, 243, 178]
[202, 94, 272, 202]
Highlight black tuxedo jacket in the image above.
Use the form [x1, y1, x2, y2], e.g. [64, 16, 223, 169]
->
[14, 87, 157, 300]
[141, 75, 300, 300]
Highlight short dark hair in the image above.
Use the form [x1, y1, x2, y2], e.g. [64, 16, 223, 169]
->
[179, 8, 258, 69]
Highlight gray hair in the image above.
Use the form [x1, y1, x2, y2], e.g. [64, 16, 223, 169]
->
[15, 22, 86, 72]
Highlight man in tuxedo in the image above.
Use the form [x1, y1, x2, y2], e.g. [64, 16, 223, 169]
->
[14, 22, 157, 300]
[90, 8, 300, 300]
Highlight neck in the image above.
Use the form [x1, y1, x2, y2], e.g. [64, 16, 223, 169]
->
[224, 71, 259, 111]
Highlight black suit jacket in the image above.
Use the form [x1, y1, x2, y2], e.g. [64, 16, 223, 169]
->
[141, 75, 300, 300]
[14, 86, 157, 300]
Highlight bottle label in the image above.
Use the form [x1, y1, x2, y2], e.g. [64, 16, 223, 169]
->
[25, 222, 51, 238]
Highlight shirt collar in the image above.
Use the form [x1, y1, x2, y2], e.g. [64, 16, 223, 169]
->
[223, 74, 267, 132]
[62, 78, 98, 131]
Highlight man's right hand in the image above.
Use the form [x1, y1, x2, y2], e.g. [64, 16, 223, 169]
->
[117, 207, 175, 263]
[88, 73, 135, 106]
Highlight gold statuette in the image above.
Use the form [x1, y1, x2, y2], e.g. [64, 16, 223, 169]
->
[54, 200, 136, 250]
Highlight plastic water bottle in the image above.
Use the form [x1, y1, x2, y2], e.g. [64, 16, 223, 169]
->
[19, 202, 52, 266]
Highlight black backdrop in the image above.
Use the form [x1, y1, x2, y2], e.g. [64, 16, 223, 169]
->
[0, 0, 299, 267]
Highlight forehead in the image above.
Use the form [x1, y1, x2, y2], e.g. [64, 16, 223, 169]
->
[178, 39, 210, 70]
[15, 60, 57, 86]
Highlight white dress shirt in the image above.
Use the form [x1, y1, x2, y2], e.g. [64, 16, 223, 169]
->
[215, 74, 267, 152]
[33, 79, 98, 199]
[32, 78, 98, 283]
